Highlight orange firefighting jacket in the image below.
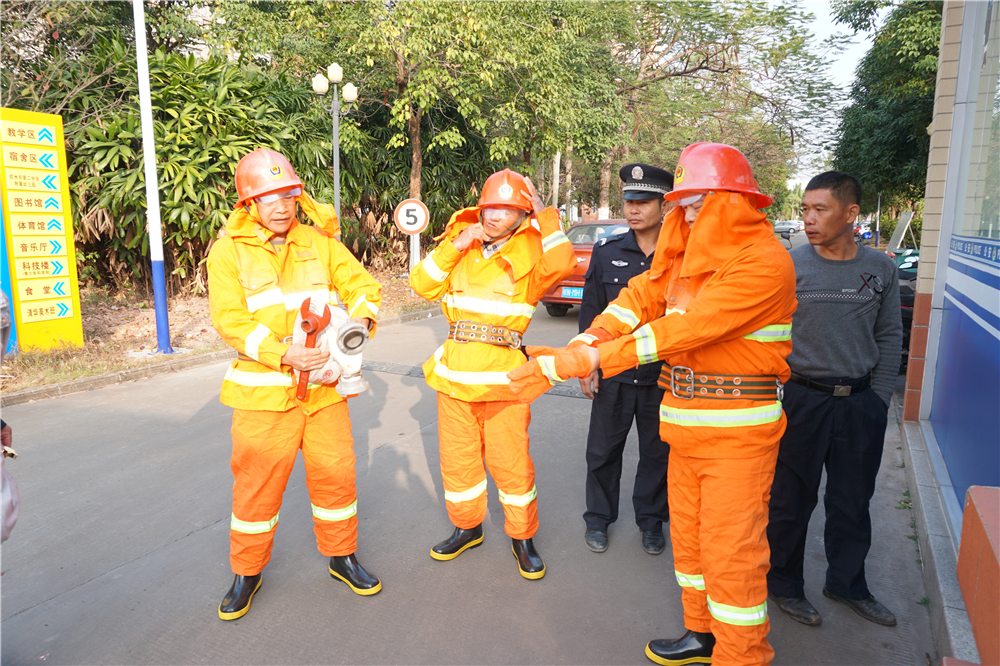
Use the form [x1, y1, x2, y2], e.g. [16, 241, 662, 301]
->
[587, 192, 796, 458]
[410, 206, 576, 402]
[208, 198, 381, 413]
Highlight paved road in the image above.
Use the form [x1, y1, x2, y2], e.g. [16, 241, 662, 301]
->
[1, 306, 935, 665]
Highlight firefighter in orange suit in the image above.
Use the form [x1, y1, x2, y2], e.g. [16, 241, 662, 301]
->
[409, 169, 576, 579]
[208, 148, 383, 620]
[508, 144, 797, 665]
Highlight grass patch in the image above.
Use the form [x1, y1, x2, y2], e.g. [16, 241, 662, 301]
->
[917, 597, 930, 607]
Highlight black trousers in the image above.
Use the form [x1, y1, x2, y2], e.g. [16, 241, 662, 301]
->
[584, 380, 670, 533]
[767, 378, 888, 600]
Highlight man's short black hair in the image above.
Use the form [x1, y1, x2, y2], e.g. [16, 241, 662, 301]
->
[805, 171, 862, 208]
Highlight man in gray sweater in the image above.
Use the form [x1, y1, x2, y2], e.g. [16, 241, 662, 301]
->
[767, 171, 902, 628]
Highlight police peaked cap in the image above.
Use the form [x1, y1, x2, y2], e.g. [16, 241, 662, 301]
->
[619, 163, 674, 200]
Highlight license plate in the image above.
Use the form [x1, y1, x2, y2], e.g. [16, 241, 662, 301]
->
[561, 287, 583, 299]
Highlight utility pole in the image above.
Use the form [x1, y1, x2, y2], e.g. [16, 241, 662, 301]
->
[132, 0, 172, 353]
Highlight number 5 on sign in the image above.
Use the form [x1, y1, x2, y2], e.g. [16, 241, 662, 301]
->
[393, 199, 429, 235]
[393, 198, 429, 272]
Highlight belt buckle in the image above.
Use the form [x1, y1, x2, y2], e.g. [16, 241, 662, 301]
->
[670, 365, 694, 400]
[833, 385, 852, 397]
[777, 380, 784, 402]
[508, 330, 522, 350]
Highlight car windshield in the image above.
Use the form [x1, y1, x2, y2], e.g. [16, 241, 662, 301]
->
[566, 224, 629, 244]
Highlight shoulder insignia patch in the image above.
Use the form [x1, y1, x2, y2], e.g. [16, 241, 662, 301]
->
[600, 238, 608, 246]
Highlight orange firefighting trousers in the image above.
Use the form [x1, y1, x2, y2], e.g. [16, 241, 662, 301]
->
[229, 402, 358, 574]
[436, 394, 538, 540]
[668, 447, 779, 666]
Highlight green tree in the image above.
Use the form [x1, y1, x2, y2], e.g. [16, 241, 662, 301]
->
[831, 0, 943, 212]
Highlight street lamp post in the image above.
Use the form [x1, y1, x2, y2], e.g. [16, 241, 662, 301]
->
[311, 64, 357, 225]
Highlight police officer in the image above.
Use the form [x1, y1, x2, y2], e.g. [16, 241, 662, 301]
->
[578, 163, 673, 555]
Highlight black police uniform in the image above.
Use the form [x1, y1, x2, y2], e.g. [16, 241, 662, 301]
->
[579, 163, 672, 536]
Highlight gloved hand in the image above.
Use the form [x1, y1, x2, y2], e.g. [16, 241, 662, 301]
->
[507, 345, 599, 403]
[568, 327, 615, 348]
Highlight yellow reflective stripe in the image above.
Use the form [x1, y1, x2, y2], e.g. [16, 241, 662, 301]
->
[284, 288, 331, 312]
[245, 288, 284, 312]
[541, 230, 570, 252]
[570, 333, 598, 346]
[444, 479, 488, 503]
[442, 294, 536, 318]
[498, 485, 537, 507]
[537, 356, 563, 384]
[311, 500, 357, 522]
[349, 295, 380, 317]
[244, 323, 272, 361]
[329, 291, 341, 306]
[707, 595, 768, 626]
[432, 346, 511, 385]
[231, 511, 279, 535]
[421, 251, 448, 282]
[224, 366, 320, 389]
[605, 304, 640, 329]
[742, 324, 792, 342]
[675, 570, 706, 590]
[632, 323, 658, 364]
[659, 401, 783, 428]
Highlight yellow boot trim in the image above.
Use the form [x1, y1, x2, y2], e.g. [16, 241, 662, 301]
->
[328, 566, 382, 596]
[429, 533, 484, 561]
[217, 576, 262, 621]
[512, 544, 546, 580]
[644, 643, 711, 665]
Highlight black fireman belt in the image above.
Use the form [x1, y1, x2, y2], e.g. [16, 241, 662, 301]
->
[788, 373, 870, 396]
[658, 365, 782, 401]
[449, 320, 524, 350]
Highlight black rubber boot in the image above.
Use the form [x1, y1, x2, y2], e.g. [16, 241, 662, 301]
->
[430, 524, 484, 561]
[218, 573, 262, 621]
[329, 554, 382, 596]
[511, 538, 545, 579]
[645, 630, 715, 665]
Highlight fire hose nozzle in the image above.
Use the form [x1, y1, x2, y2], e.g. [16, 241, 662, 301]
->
[337, 320, 369, 355]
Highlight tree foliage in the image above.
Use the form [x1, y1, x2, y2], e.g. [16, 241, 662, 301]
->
[831, 1, 942, 211]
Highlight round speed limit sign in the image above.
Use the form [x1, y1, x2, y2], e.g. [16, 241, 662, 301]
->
[393, 198, 430, 235]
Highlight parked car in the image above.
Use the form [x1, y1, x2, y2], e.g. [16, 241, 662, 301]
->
[773, 220, 798, 234]
[540, 220, 629, 317]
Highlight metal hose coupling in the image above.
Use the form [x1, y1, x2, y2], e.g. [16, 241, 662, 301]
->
[336, 320, 369, 355]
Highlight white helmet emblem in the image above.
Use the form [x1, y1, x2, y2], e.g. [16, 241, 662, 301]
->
[498, 183, 513, 199]
[631, 166, 644, 180]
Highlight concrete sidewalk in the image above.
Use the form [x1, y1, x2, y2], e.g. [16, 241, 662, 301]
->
[1, 311, 937, 665]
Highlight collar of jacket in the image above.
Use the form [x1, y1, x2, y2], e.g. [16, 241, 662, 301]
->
[224, 207, 319, 251]
[437, 206, 541, 281]
[224, 191, 338, 243]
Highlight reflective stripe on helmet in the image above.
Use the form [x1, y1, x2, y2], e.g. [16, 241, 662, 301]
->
[254, 187, 302, 204]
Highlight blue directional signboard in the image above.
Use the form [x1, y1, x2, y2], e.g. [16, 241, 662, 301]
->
[1, 108, 83, 348]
